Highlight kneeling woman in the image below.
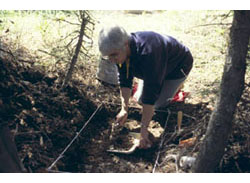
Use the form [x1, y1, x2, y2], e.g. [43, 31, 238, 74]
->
[98, 25, 193, 149]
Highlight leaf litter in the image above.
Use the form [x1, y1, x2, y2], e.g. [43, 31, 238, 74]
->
[0, 52, 249, 173]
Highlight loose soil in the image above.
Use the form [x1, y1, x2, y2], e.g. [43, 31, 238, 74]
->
[0, 55, 249, 173]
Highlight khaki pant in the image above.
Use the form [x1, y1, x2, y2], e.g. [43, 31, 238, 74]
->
[133, 77, 186, 109]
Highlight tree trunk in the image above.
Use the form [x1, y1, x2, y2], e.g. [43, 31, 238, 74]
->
[0, 124, 26, 172]
[192, 11, 250, 173]
[62, 10, 87, 88]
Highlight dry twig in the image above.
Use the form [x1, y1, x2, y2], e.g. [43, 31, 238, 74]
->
[152, 109, 171, 173]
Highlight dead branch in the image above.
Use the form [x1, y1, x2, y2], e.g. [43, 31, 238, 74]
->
[209, 11, 233, 23]
[221, 11, 233, 20]
[38, 49, 66, 61]
[79, 50, 91, 58]
[65, 35, 79, 48]
[190, 23, 232, 29]
[82, 34, 93, 43]
[59, 31, 79, 43]
[190, 11, 232, 30]
[62, 10, 88, 88]
[152, 108, 171, 173]
[171, 111, 197, 121]
[54, 18, 80, 26]
[74, 11, 82, 23]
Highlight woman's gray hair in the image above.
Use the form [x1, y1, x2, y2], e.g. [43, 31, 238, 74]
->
[98, 25, 130, 56]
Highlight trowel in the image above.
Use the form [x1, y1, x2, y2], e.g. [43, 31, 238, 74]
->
[107, 132, 141, 154]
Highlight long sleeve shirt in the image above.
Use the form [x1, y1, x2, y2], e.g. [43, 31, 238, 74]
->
[117, 31, 193, 105]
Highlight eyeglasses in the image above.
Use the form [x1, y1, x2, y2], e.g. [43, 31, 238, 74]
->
[102, 50, 122, 61]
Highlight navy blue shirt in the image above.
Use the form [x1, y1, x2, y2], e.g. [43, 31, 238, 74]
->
[118, 31, 193, 105]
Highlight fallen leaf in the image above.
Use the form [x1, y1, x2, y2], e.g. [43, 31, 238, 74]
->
[179, 137, 197, 148]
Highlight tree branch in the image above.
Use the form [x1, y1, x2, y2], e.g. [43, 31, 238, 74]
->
[62, 10, 87, 88]
[190, 23, 232, 29]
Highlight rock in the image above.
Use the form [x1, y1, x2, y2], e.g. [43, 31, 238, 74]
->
[148, 121, 164, 139]
[124, 120, 140, 131]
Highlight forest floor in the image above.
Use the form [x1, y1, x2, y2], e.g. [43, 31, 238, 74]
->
[0, 54, 249, 173]
[0, 10, 249, 173]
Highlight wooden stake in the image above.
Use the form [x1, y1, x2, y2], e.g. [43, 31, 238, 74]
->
[177, 111, 183, 132]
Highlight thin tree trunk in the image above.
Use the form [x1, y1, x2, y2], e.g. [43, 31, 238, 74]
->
[62, 11, 86, 88]
[0, 124, 26, 172]
[192, 11, 250, 173]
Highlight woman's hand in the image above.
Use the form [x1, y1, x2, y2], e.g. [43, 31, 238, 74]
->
[139, 127, 152, 149]
[115, 109, 128, 126]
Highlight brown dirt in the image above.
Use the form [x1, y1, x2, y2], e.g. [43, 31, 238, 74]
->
[0, 53, 249, 173]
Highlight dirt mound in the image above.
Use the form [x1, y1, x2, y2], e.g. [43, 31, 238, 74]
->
[0, 55, 249, 173]
[0, 57, 109, 172]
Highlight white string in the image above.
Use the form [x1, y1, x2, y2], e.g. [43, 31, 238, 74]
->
[47, 104, 102, 172]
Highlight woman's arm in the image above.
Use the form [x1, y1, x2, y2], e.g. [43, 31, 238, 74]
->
[120, 87, 131, 112]
[139, 104, 154, 148]
[116, 87, 131, 126]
